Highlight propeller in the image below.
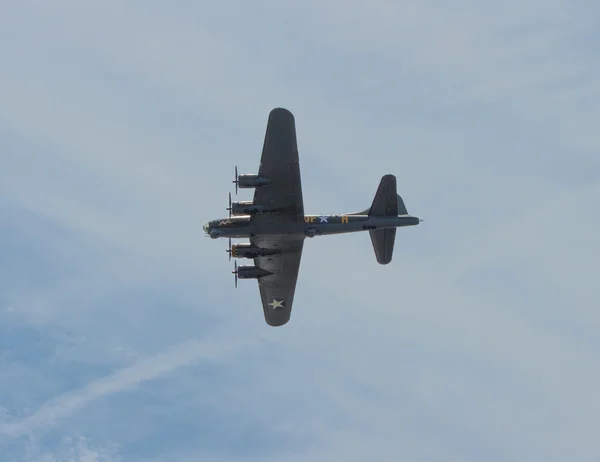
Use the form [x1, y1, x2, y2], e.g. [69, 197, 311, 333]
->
[226, 192, 232, 217]
[226, 238, 232, 260]
[232, 165, 239, 194]
[232, 260, 238, 288]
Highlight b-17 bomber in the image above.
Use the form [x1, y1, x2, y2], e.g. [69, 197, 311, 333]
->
[204, 108, 422, 326]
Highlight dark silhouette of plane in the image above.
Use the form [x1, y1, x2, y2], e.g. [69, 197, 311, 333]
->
[204, 108, 422, 326]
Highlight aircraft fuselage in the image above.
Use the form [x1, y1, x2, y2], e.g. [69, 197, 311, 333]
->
[203, 214, 420, 239]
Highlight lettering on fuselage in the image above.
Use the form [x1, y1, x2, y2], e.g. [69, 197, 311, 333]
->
[304, 215, 351, 224]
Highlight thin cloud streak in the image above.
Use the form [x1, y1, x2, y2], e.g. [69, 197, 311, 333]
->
[0, 333, 252, 439]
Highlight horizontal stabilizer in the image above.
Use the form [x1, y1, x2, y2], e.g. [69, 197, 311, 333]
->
[348, 208, 371, 215]
[369, 228, 396, 264]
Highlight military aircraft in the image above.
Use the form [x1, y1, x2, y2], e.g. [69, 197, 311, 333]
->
[204, 108, 422, 326]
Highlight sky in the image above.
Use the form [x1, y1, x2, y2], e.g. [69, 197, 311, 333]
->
[1, 1, 599, 461]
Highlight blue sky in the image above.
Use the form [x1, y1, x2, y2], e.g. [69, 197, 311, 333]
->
[1, 1, 599, 460]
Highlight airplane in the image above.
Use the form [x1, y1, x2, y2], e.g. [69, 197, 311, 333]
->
[203, 108, 422, 327]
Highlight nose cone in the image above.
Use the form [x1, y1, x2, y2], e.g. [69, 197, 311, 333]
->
[203, 222, 210, 233]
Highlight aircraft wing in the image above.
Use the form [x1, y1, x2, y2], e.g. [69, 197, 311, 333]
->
[253, 108, 304, 217]
[251, 235, 304, 327]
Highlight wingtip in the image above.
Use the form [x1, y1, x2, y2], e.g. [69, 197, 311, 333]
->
[269, 107, 294, 119]
[264, 314, 291, 327]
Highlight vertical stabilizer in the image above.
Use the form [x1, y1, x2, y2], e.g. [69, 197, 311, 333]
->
[396, 194, 408, 215]
[369, 174, 398, 217]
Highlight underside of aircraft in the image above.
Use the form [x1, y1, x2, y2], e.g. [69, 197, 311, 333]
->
[204, 108, 422, 326]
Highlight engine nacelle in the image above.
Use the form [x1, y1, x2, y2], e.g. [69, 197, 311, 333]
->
[237, 174, 271, 189]
[236, 265, 272, 279]
[230, 201, 267, 216]
[231, 243, 266, 258]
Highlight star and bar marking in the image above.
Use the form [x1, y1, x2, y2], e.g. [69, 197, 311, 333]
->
[268, 298, 285, 310]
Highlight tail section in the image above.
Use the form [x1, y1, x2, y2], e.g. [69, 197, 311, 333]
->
[369, 174, 408, 216]
[369, 174, 398, 216]
[369, 228, 396, 265]
[396, 194, 408, 216]
[367, 174, 408, 265]
[344, 174, 412, 264]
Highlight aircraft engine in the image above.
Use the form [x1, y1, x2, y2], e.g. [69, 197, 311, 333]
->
[236, 265, 272, 279]
[231, 243, 266, 258]
[232, 166, 270, 194]
[237, 174, 271, 189]
[231, 261, 272, 288]
[229, 201, 266, 216]
[226, 240, 280, 259]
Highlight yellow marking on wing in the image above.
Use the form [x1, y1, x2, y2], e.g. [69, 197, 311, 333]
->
[341, 216, 349, 223]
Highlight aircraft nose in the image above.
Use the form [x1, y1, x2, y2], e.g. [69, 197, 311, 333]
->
[203, 223, 210, 233]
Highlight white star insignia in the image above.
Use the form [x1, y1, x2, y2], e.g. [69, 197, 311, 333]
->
[268, 298, 284, 310]
[318, 216, 329, 223]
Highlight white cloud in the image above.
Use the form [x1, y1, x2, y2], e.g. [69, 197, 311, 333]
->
[19, 436, 121, 462]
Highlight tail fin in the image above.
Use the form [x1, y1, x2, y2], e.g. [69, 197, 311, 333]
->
[369, 174, 398, 217]
[368, 174, 408, 264]
[368, 174, 408, 216]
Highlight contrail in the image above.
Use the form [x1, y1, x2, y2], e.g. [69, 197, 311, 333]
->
[0, 334, 249, 438]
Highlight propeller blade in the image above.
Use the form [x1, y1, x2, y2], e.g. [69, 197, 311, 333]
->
[234, 165, 238, 194]
[228, 192, 232, 217]
[227, 238, 232, 261]
[232, 260, 238, 288]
